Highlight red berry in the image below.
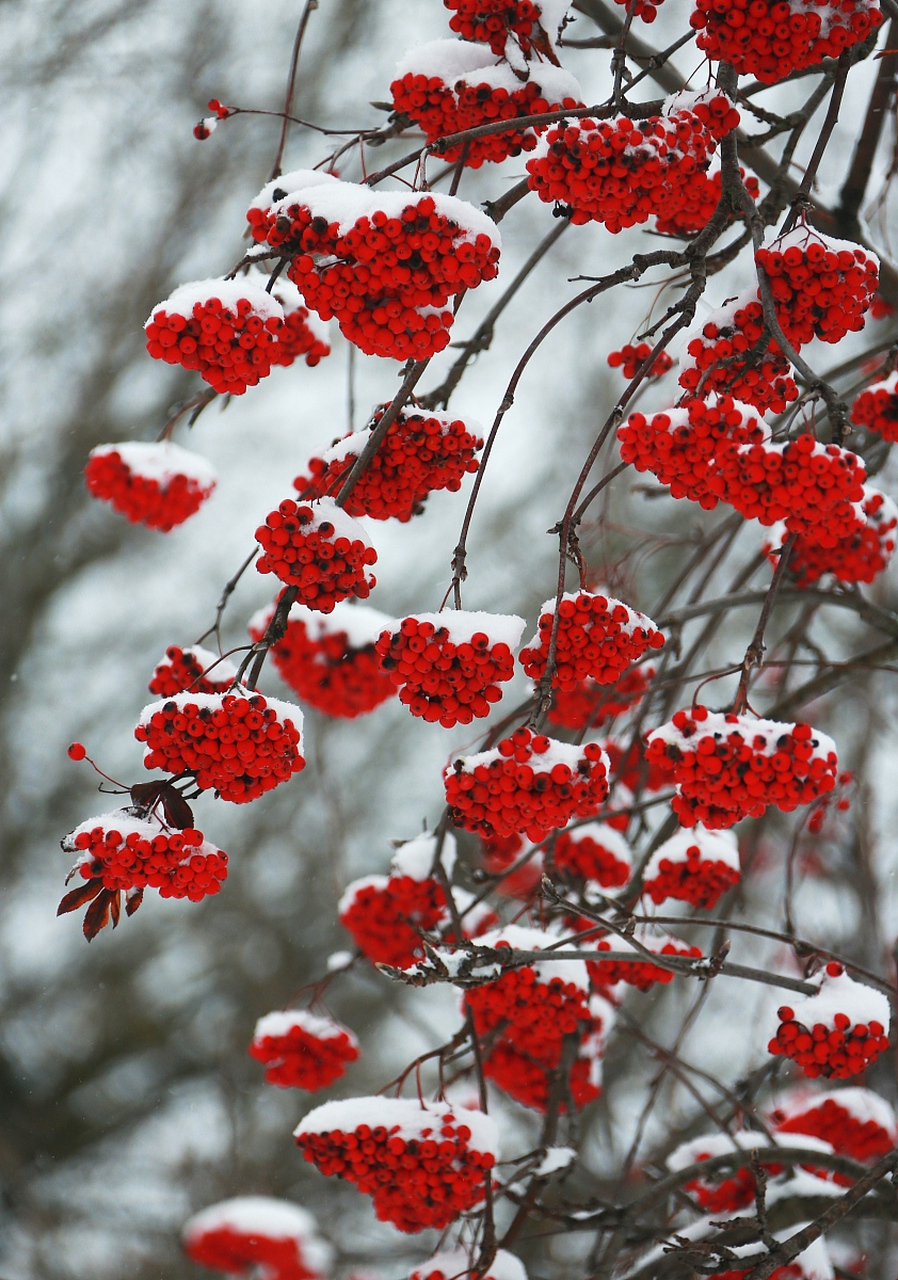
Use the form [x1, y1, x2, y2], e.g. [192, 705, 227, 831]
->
[607, 342, 673, 380]
[442, 0, 565, 57]
[67, 742, 87, 762]
[148, 644, 238, 697]
[553, 821, 633, 887]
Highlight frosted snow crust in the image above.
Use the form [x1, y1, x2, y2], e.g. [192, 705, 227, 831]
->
[90, 440, 218, 487]
[473, 923, 589, 990]
[392, 830, 458, 881]
[294, 1096, 500, 1156]
[250, 600, 396, 651]
[394, 38, 582, 103]
[148, 277, 284, 325]
[183, 1195, 330, 1269]
[396, 610, 526, 650]
[252, 1009, 358, 1047]
[644, 827, 739, 877]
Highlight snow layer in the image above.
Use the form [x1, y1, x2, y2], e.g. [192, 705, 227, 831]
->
[473, 923, 589, 990]
[396, 610, 525, 650]
[773, 968, 891, 1033]
[647, 710, 838, 765]
[251, 1009, 358, 1047]
[250, 599, 396, 651]
[644, 827, 739, 878]
[137, 688, 303, 737]
[394, 38, 582, 103]
[89, 440, 218, 487]
[451, 736, 610, 781]
[294, 1096, 499, 1156]
[391, 830, 457, 881]
[148, 277, 284, 324]
[183, 1195, 330, 1270]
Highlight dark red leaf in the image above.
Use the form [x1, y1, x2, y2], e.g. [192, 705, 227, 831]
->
[161, 788, 194, 829]
[130, 781, 168, 810]
[83, 889, 114, 941]
[57, 878, 103, 916]
[124, 888, 144, 917]
[109, 890, 122, 929]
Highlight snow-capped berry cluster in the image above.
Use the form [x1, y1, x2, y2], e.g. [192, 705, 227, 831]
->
[445, 729, 610, 842]
[654, 160, 760, 237]
[84, 441, 217, 532]
[642, 827, 741, 908]
[145, 279, 285, 395]
[691, 0, 884, 85]
[607, 343, 673, 380]
[646, 707, 839, 829]
[148, 644, 238, 697]
[617, 394, 767, 510]
[480, 832, 545, 899]
[443, 0, 567, 55]
[338, 832, 456, 968]
[183, 1197, 331, 1280]
[763, 487, 898, 586]
[526, 108, 721, 232]
[248, 1010, 359, 1090]
[294, 407, 483, 522]
[668, 1133, 770, 1214]
[62, 810, 227, 901]
[757, 228, 879, 347]
[411, 1248, 527, 1280]
[769, 963, 890, 1079]
[294, 1097, 498, 1233]
[391, 41, 582, 168]
[270, 290, 331, 369]
[375, 612, 524, 727]
[254, 497, 377, 608]
[552, 821, 632, 887]
[678, 292, 798, 414]
[851, 369, 898, 442]
[770, 1087, 897, 1161]
[135, 691, 304, 803]
[249, 600, 396, 718]
[246, 173, 500, 360]
[548, 666, 653, 731]
[586, 929, 703, 992]
[520, 591, 664, 690]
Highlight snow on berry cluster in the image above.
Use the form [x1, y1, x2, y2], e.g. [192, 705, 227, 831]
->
[586, 927, 703, 992]
[135, 691, 304, 803]
[255, 497, 377, 608]
[391, 40, 582, 168]
[552, 821, 633, 887]
[770, 1087, 897, 1161]
[183, 1197, 331, 1280]
[445, 728, 610, 842]
[411, 1248, 527, 1280]
[851, 369, 898, 442]
[769, 962, 891, 1079]
[678, 292, 798, 415]
[607, 343, 673, 380]
[249, 599, 396, 718]
[654, 157, 760, 238]
[525, 105, 725, 233]
[691, 0, 884, 86]
[248, 1009, 359, 1090]
[757, 227, 879, 347]
[646, 706, 838, 829]
[85, 441, 217, 532]
[145, 279, 286, 395]
[548, 665, 654, 731]
[375, 611, 524, 727]
[293, 406, 483, 523]
[519, 591, 664, 690]
[338, 832, 456, 969]
[294, 1096, 499, 1233]
[246, 172, 500, 360]
[148, 644, 238, 697]
[443, 0, 569, 56]
[763, 486, 898, 586]
[642, 827, 741, 908]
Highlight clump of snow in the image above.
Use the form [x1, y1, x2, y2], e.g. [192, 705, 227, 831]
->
[295, 1096, 499, 1156]
[394, 38, 581, 103]
[252, 1009, 358, 1047]
[772, 968, 890, 1036]
[396, 611, 526, 650]
[148, 277, 284, 325]
[533, 1146, 576, 1177]
[647, 710, 837, 765]
[250, 599, 396, 651]
[89, 440, 218, 487]
[473, 923, 590, 990]
[644, 827, 740, 877]
[183, 1196, 331, 1271]
[137, 688, 303, 736]
[391, 830, 457, 881]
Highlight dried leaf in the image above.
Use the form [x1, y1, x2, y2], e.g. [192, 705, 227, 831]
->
[57, 878, 103, 916]
[160, 788, 194, 830]
[109, 890, 121, 929]
[83, 889, 114, 941]
[124, 888, 144, 917]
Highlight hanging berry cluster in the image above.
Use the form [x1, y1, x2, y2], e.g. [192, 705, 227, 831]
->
[148, 644, 238, 697]
[607, 343, 673, 380]
[757, 227, 879, 346]
[548, 665, 654, 731]
[641, 827, 741, 909]
[84, 441, 218, 532]
[183, 1197, 331, 1280]
[553, 821, 633, 887]
[519, 590, 664, 690]
[655, 160, 760, 238]
[770, 1088, 897, 1162]
[248, 1010, 359, 1090]
[851, 369, 898, 442]
[442, 0, 568, 56]
[254, 497, 377, 608]
[678, 293, 798, 414]
[586, 929, 704, 992]
[769, 963, 891, 1079]
[763, 487, 898, 586]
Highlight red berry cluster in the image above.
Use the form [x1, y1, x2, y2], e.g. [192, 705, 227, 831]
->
[63, 810, 227, 901]
[612, 0, 665, 20]
[482, 1038, 604, 1111]
[646, 706, 839, 830]
[480, 832, 545, 899]
[338, 873, 449, 969]
[375, 612, 523, 727]
[246, 175, 500, 361]
[520, 591, 664, 691]
[445, 729, 610, 842]
[183, 1198, 328, 1280]
[145, 279, 285, 395]
[668, 1135, 760, 1214]
[149, 644, 237, 697]
[678, 293, 798, 414]
[271, 298, 331, 369]
[618, 394, 767, 510]
[135, 691, 304, 804]
[691, 0, 883, 85]
[604, 737, 674, 795]
[586, 930, 703, 992]
[248, 1010, 359, 1090]
[85, 441, 217, 532]
[548, 666, 654, 731]
[851, 370, 898, 442]
[771, 1088, 896, 1161]
[294, 407, 483, 523]
[769, 963, 890, 1079]
[526, 108, 721, 233]
[607, 343, 673, 379]
[871, 293, 895, 319]
[294, 1097, 498, 1233]
[757, 228, 879, 346]
[763, 487, 898, 587]
[552, 821, 632, 887]
[655, 161, 760, 237]
[255, 497, 377, 609]
[443, 0, 560, 55]
[642, 827, 741, 909]
[249, 600, 396, 718]
[391, 44, 582, 167]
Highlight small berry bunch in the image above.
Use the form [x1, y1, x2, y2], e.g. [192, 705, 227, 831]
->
[294, 406, 483, 522]
[135, 691, 304, 804]
[270, 280, 331, 369]
[617, 394, 767, 509]
[678, 292, 798, 414]
[763, 487, 898, 587]
[645, 706, 839, 829]
[148, 644, 237, 697]
[375, 611, 524, 727]
[442, 0, 566, 56]
[769, 963, 890, 1079]
[612, 0, 665, 20]
[690, 0, 883, 85]
[391, 41, 582, 168]
[586, 929, 703, 992]
[607, 343, 673, 379]
[445, 729, 610, 842]
[145, 279, 285, 395]
[480, 1034, 606, 1111]
[294, 1097, 498, 1233]
[552, 821, 633, 887]
[192, 97, 232, 141]
[520, 591, 664, 690]
[85, 440, 217, 532]
[757, 227, 879, 347]
[249, 599, 396, 718]
[668, 1133, 766, 1214]
[248, 1010, 359, 1090]
[183, 1197, 331, 1280]
[548, 665, 654, 731]
[411, 1249, 528, 1280]
[255, 497, 377, 609]
[526, 108, 722, 232]
[654, 160, 760, 237]
[851, 370, 898, 442]
[642, 827, 741, 908]
[770, 1087, 897, 1162]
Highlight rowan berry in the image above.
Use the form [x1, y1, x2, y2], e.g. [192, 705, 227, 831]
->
[678, 292, 799, 414]
[851, 370, 898, 442]
[770, 1087, 897, 1162]
[552, 821, 633, 887]
[607, 343, 673, 380]
[148, 644, 238, 697]
[642, 827, 741, 908]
